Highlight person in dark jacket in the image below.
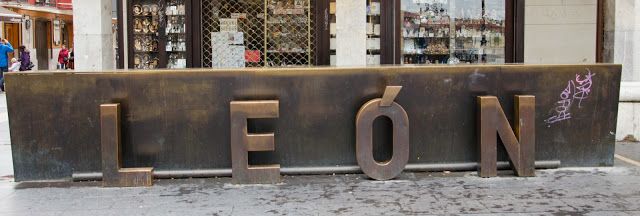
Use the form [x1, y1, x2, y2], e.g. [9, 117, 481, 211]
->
[18, 46, 31, 71]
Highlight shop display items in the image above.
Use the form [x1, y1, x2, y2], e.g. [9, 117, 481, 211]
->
[208, 0, 312, 68]
[265, 0, 312, 67]
[129, 0, 188, 69]
[165, 0, 187, 69]
[132, 2, 161, 69]
[366, 0, 381, 65]
[401, 0, 505, 64]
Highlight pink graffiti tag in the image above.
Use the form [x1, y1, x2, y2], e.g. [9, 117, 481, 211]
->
[545, 69, 595, 125]
[574, 71, 595, 108]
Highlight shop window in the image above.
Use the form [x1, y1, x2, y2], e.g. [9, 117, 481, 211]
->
[201, 0, 315, 68]
[401, 0, 505, 64]
[129, 0, 188, 69]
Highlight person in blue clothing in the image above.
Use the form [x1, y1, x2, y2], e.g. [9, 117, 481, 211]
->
[0, 38, 14, 92]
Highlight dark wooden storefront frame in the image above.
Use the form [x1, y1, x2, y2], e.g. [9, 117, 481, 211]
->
[118, 0, 526, 69]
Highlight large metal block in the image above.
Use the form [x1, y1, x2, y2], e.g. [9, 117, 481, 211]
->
[4, 65, 621, 181]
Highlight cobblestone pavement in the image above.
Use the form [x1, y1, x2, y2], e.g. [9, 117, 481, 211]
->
[0, 94, 639, 216]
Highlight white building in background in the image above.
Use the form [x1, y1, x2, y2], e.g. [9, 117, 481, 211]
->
[611, 0, 640, 142]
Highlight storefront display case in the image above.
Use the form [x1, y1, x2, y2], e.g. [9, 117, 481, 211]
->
[117, 0, 522, 69]
[118, 0, 194, 69]
[401, 0, 506, 65]
[200, 0, 314, 68]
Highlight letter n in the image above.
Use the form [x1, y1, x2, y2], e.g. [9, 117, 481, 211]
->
[477, 96, 535, 177]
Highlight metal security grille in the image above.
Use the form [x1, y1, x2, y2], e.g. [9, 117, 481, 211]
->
[202, 0, 314, 68]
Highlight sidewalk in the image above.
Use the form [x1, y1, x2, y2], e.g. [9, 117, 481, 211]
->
[0, 93, 639, 215]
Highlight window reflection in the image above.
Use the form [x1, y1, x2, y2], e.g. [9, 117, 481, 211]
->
[401, 0, 505, 64]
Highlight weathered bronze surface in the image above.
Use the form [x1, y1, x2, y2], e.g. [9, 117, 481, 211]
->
[5, 65, 621, 181]
[230, 100, 280, 184]
[356, 87, 410, 180]
[380, 86, 403, 107]
[101, 104, 153, 187]
[478, 96, 535, 177]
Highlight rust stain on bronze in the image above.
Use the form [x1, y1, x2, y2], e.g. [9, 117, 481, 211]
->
[356, 87, 410, 180]
[230, 100, 280, 184]
[478, 96, 535, 177]
[101, 104, 154, 187]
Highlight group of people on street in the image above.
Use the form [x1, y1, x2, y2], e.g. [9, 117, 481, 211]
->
[0, 37, 74, 91]
[0, 38, 33, 92]
[0, 36, 73, 92]
[0, 36, 75, 92]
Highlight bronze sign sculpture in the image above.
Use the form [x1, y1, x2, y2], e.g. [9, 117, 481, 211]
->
[5, 65, 621, 186]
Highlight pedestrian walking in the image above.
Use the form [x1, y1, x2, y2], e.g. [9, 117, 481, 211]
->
[19, 46, 32, 71]
[57, 44, 69, 70]
[67, 48, 74, 69]
[0, 38, 14, 92]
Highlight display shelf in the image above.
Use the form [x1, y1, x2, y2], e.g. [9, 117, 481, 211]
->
[262, 0, 313, 67]
[133, 33, 158, 35]
[404, 37, 450, 39]
[401, 0, 506, 64]
[133, 15, 157, 18]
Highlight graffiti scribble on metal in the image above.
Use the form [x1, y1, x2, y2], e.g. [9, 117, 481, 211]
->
[545, 69, 595, 125]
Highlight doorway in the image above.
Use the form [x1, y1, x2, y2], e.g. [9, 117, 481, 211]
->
[35, 20, 50, 70]
[3, 23, 21, 60]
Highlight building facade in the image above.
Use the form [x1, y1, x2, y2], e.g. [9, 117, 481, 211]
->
[78, 0, 638, 140]
[0, 0, 74, 70]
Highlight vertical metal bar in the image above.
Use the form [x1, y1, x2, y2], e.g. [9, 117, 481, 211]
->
[101, 104, 121, 184]
[264, 0, 268, 67]
[123, 0, 129, 70]
[308, 0, 311, 66]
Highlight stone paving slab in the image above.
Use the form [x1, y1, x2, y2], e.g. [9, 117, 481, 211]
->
[0, 167, 639, 216]
[617, 142, 640, 162]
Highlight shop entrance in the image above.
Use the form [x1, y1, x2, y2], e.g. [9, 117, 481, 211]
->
[35, 20, 50, 70]
[3, 23, 21, 60]
[201, 0, 315, 68]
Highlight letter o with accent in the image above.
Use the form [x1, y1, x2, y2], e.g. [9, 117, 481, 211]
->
[356, 99, 410, 180]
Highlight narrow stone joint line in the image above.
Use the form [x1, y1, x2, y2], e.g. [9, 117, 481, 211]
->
[615, 154, 640, 167]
